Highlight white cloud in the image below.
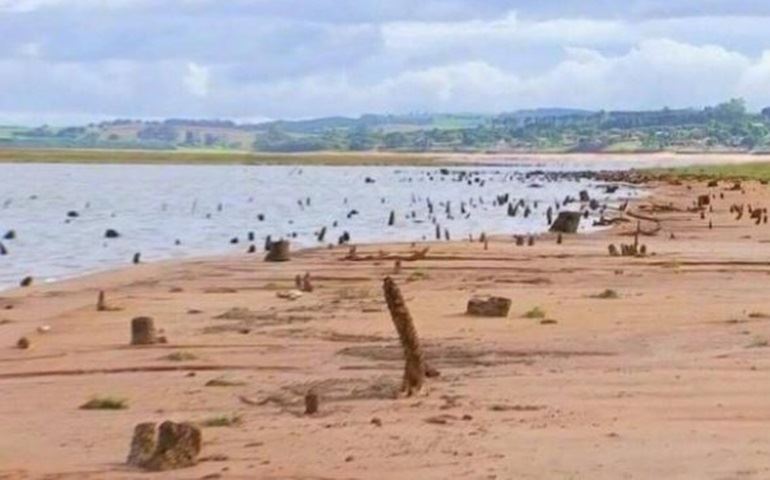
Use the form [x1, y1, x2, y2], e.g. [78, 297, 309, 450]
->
[16, 41, 41, 58]
[2, 2, 770, 123]
[183, 62, 209, 97]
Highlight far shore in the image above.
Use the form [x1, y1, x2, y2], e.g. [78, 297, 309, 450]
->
[1, 146, 770, 167]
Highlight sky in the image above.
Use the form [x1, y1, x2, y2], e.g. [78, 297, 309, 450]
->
[2, 0, 770, 125]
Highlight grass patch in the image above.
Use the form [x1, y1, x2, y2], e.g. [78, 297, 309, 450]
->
[406, 270, 429, 282]
[650, 161, 770, 182]
[161, 351, 198, 362]
[205, 377, 247, 387]
[748, 312, 770, 319]
[592, 289, 619, 299]
[201, 414, 243, 428]
[79, 396, 128, 410]
[523, 307, 546, 319]
[747, 337, 769, 349]
[0, 148, 444, 166]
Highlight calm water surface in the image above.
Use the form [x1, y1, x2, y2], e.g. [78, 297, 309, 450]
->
[0, 162, 642, 290]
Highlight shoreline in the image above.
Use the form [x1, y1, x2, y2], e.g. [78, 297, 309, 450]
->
[1, 147, 770, 167]
[4, 179, 770, 478]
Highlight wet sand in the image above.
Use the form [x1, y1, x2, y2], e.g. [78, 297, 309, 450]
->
[2, 179, 770, 479]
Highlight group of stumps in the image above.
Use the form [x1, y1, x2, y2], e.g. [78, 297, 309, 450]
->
[117, 235, 518, 471]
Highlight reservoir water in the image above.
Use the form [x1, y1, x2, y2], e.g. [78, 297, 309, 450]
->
[0, 162, 642, 290]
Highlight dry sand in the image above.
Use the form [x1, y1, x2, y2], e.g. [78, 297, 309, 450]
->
[2, 180, 770, 479]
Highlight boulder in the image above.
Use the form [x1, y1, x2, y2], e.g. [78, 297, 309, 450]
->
[466, 296, 512, 317]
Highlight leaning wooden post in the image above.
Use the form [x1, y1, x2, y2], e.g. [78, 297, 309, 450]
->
[382, 276, 426, 396]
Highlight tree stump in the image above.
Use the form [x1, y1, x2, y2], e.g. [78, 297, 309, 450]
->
[265, 240, 290, 262]
[466, 296, 512, 317]
[131, 421, 202, 472]
[305, 391, 319, 415]
[549, 211, 581, 233]
[131, 317, 157, 345]
[127, 422, 157, 467]
[382, 277, 426, 396]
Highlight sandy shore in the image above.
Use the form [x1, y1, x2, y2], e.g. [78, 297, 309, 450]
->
[3, 179, 770, 479]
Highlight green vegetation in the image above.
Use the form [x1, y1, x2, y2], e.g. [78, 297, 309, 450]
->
[201, 414, 243, 427]
[747, 337, 769, 349]
[653, 162, 770, 182]
[0, 148, 441, 165]
[523, 307, 546, 319]
[3, 99, 770, 157]
[79, 396, 128, 410]
[161, 351, 198, 362]
[592, 289, 620, 299]
[205, 377, 246, 387]
[406, 270, 430, 282]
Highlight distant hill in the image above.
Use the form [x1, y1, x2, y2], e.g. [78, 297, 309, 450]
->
[2, 100, 769, 154]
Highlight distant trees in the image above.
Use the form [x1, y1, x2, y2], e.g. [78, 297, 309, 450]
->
[137, 124, 178, 143]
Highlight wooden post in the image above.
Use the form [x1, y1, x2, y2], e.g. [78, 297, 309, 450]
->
[382, 277, 426, 396]
[97, 290, 107, 311]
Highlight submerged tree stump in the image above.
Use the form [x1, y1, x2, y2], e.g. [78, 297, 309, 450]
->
[383, 277, 426, 396]
[549, 211, 581, 233]
[265, 240, 291, 262]
[131, 316, 157, 345]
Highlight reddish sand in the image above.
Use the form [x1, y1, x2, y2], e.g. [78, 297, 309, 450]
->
[2, 180, 770, 479]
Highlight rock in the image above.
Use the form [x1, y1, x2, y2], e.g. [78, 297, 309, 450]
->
[132, 253, 141, 264]
[549, 211, 581, 234]
[129, 421, 202, 472]
[697, 194, 710, 207]
[3, 229, 16, 240]
[466, 296, 512, 317]
[276, 290, 302, 301]
[579, 190, 590, 202]
[104, 229, 120, 239]
[67, 210, 79, 218]
[19, 276, 33, 287]
[0, 242, 6, 255]
[16, 336, 31, 349]
[131, 316, 158, 345]
[264, 240, 290, 262]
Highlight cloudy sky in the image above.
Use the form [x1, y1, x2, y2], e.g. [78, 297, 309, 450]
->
[2, 0, 770, 124]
